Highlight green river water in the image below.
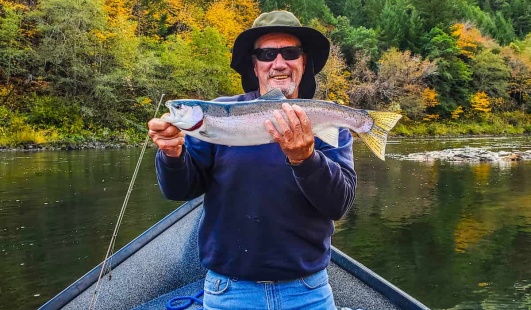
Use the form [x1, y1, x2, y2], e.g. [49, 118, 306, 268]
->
[1, 136, 530, 309]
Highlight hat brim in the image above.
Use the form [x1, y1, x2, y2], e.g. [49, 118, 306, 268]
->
[230, 25, 330, 98]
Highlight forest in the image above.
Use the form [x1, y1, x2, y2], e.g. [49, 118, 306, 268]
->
[1, 0, 530, 147]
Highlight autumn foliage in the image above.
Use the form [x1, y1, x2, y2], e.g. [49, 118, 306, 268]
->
[0, 0, 530, 145]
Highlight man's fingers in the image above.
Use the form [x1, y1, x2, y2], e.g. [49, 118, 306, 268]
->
[292, 104, 311, 134]
[265, 120, 282, 141]
[282, 103, 302, 133]
[148, 118, 172, 131]
[273, 109, 293, 138]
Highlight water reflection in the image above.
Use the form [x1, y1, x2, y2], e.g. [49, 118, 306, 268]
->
[0, 136, 530, 310]
[0, 148, 180, 310]
[333, 136, 531, 309]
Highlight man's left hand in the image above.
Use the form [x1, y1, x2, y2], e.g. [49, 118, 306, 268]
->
[265, 103, 314, 165]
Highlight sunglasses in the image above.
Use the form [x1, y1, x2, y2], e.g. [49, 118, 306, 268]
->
[252, 46, 304, 62]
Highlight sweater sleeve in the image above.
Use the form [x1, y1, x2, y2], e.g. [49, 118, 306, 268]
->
[290, 128, 357, 221]
[155, 137, 214, 201]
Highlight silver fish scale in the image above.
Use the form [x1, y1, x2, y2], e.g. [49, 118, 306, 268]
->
[192, 100, 374, 146]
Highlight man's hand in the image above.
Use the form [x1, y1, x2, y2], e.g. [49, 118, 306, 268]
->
[265, 103, 314, 165]
[148, 114, 186, 158]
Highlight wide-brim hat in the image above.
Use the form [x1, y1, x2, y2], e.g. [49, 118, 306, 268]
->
[230, 11, 330, 99]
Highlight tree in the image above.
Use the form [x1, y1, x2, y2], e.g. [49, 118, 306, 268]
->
[410, 0, 458, 30]
[451, 23, 485, 60]
[423, 27, 473, 115]
[205, 0, 259, 44]
[315, 44, 349, 103]
[325, 0, 365, 27]
[348, 47, 437, 120]
[470, 91, 492, 115]
[0, 1, 35, 108]
[470, 50, 510, 99]
[330, 16, 379, 65]
[259, 0, 335, 24]
[34, 0, 107, 98]
[501, 36, 531, 111]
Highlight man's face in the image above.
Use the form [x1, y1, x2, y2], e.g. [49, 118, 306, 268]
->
[253, 33, 306, 99]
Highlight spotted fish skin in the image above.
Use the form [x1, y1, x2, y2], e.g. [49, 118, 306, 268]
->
[163, 89, 402, 160]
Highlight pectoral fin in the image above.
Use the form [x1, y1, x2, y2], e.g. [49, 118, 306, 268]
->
[314, 127, 339, 148]
[199, 130, 218, 139]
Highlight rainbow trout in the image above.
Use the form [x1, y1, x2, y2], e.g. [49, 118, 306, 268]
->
[162, 89, 401, 160]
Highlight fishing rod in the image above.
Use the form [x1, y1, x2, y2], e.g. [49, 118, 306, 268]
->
[88, 93, 166, 310]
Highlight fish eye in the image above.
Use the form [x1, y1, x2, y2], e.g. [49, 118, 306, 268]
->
[175, 104, 182, 110]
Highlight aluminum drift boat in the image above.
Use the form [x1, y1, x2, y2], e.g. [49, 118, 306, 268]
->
[39, 196, 429, 310]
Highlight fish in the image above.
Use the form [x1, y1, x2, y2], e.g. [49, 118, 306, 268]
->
[162, 89, 402, 160]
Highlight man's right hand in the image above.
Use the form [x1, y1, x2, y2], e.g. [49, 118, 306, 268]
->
[148, 115, 185, 158]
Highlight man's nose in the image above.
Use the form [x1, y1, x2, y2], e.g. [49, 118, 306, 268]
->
[272, 53, 288, 69]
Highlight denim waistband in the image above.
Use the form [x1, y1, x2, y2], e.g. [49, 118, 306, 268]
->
[220, 269, 326, 284]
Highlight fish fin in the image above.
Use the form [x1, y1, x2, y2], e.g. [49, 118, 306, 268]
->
[358, 111, 402, 160]
[368, 111, 402, 132]
[258, 88, 286, 100]
[315, 127, 339, 148]
[199, 130, 218, 139]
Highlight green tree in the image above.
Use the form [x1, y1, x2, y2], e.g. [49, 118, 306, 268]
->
[471, 50, 511, 99]
[330, 16, 379, 65]
[492, 11, 516, 45]
[158, 27, 235, 100]
[410, 0, 457, 30]
[377, 0, 424, 53]
[423, 27, 473, 115]
[33, 0, 107, 98]
[259, 0, 335, 24]
[325, 0, 365, 27]
[0, 1, 36, 109]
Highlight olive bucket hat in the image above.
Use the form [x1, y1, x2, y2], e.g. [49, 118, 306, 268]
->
[230, 10, 330, 99]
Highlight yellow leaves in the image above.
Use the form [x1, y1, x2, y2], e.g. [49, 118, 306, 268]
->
[423, 114, 440, 121]
[451, 23, 494, 60]
[137, 97, 152, 106]
[315, 45, 350, 103]
[166, 0, 203, 33]
[421, 87, 439, 108]
[452, 105, 464, 119]
[92, 29, 108, 42]
[0, 0, 29, 12]
[204, 0, 259, 43]
[470, 91, 492, 113]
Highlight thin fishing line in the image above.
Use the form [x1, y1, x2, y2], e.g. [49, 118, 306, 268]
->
[88, 93, 166, 310]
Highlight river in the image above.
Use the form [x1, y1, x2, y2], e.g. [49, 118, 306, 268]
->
[1, 136, 530, 309]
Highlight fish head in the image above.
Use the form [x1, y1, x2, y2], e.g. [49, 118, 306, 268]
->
[163, 100, 204, 131]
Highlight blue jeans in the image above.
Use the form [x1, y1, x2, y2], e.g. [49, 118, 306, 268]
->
[203, 269, 336, 310]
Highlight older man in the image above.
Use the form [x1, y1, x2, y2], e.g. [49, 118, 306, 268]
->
[148, 11, 356, 309]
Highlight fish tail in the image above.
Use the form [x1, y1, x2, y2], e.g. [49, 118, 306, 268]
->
[357, 111, 402, 160]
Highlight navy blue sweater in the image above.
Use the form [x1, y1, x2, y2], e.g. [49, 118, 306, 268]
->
[155, 91, 357, 281]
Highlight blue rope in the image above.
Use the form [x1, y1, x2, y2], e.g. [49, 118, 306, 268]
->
[165, 290, 204, 310]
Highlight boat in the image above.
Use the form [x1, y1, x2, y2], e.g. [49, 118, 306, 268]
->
[39, 196, 430, 310]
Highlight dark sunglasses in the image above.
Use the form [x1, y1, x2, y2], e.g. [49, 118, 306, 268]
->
[252, 46, 304, 62]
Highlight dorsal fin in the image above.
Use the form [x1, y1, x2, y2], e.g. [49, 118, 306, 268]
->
[258, 88, 286, 100]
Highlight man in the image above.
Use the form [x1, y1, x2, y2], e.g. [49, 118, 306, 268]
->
[148, 11, 356, 309]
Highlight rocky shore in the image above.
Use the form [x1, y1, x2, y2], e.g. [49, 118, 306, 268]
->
[0, 141, 143, 152]
[390, 147, 531, 163]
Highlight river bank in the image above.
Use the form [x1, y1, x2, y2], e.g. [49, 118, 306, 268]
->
[0, 141, 144, 152]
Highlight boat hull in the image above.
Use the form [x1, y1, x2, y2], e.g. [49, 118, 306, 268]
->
[39, 196, 429, 310]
